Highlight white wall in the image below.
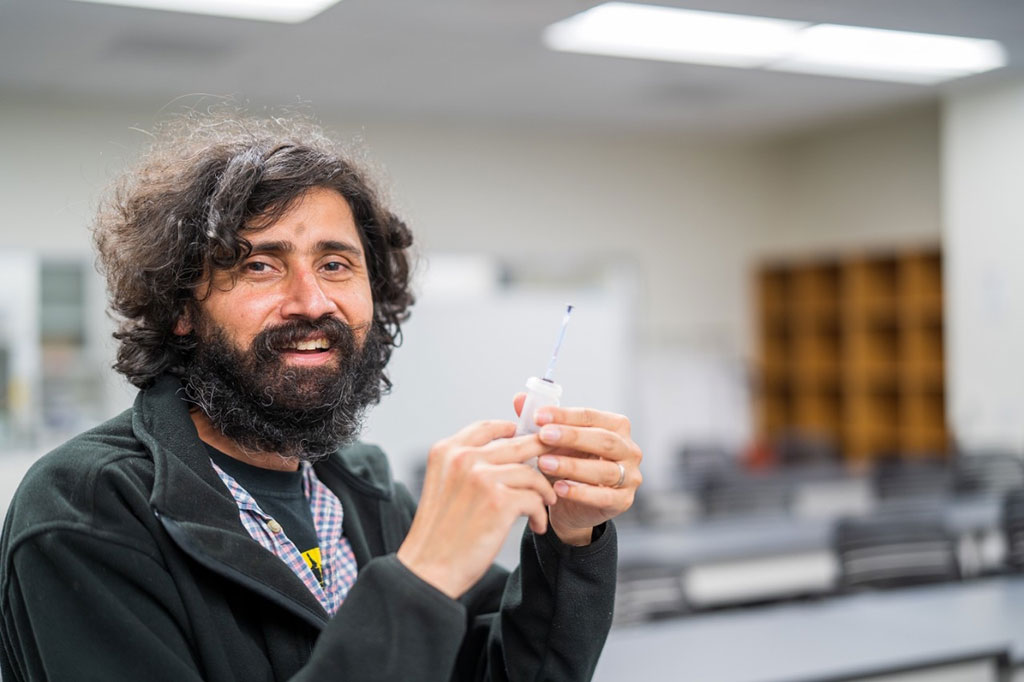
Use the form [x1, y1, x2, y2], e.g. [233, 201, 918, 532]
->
[346, 121, 779, 351]
[758, 105, 942, 259]
[942, 78, 1024, 454]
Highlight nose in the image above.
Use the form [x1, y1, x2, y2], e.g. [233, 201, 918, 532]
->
[279, 269, 339, 320]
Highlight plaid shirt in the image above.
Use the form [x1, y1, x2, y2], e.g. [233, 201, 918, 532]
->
[210, 460, 358, 616]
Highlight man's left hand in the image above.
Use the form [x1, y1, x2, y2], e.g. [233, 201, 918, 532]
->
[513, 397, 643, 546]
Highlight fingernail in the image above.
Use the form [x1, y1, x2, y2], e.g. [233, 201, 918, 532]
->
[535, 410, 553, 426]
[554, 480, 570, 496]
[539, 425, 561, 443]
[538, 455, 558, 472]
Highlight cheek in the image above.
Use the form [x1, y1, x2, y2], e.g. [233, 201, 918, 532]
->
[202, 289, 279, 339]
[347, 282, 374, 317]
[340, 286, 375, 336]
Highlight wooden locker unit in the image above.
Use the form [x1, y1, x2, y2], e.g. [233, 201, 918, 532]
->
[755, 248, 947, 463]
[791, 262, 842, 439]
[756, 267, 792, 438]
[898, 250, 945, 455]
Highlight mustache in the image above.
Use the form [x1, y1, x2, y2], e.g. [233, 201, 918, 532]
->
[249, 316, 370, 362]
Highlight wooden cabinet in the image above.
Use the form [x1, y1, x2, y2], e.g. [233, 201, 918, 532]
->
[755, 249, 946, 462]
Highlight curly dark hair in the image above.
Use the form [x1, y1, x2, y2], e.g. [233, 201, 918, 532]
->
[94, 109, 415, 389]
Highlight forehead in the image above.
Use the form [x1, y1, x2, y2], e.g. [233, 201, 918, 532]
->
[247, 187, 362, 247]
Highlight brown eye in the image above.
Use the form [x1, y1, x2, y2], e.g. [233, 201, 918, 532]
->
[323, 261, 351, 273]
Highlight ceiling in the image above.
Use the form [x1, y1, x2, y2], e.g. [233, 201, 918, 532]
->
[1, 0, 1022, 137]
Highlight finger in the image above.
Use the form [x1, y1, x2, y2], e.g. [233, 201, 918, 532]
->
[538, 455, 635, 489]
[553, 479, 629, 512]
[506, 488, 549, 535]
[480, 433, 555, 466]
[537, 424, 636, 462]
[447, 420, 518, 447]
[533, 406, 631, 436]
[512, 392, 526, 418]
[488, 463, 557, 506]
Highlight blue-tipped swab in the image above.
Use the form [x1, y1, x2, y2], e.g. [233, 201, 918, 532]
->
[543, 304, 574, 382]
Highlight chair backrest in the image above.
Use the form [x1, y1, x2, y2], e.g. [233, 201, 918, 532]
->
[834, 513, 960, 590]
[775, 431, 840, 468]
[613, 562, 688, 626]
[698, 474, 792, 518]
[954, 453, 1024, 496]
[872, 456, 952, 502]
[1003, 489, 1024, 571]
[676, 443, 735, 491]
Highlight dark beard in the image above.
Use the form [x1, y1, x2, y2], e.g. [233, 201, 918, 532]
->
[180, 316, 387, 462]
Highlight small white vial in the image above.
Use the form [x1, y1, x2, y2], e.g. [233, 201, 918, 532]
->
[515, 376, 563, 436]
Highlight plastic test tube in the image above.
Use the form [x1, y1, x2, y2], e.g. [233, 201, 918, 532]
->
[515, 304, 573, 436]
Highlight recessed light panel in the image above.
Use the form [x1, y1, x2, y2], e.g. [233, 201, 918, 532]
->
[545, 3, 1007, 84]
[772, 24, 1007, 84]
[68, 0, 343, 23]
[544, 3, 807, 68]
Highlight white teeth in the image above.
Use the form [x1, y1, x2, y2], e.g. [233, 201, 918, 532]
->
[291, 338, 329, 351]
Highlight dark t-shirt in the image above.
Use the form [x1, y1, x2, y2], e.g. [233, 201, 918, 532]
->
[205, 445, 324, 585]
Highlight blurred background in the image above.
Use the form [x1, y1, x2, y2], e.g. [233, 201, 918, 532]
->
[2, 0, 1024, 680]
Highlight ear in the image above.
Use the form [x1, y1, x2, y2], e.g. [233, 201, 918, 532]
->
[173, 310, 193, 336]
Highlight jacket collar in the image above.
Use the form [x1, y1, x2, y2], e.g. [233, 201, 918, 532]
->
[133, 375, 394, 629]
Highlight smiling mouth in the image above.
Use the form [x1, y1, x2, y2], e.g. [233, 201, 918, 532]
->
[281, 336, 331, 354]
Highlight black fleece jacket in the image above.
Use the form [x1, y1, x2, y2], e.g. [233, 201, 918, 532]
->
[0, 376, 616, 681]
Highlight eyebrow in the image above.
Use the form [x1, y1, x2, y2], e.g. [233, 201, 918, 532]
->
[248, 239, 364, 260]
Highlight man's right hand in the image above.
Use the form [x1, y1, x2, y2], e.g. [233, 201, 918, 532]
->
[395, 420, 556, 599]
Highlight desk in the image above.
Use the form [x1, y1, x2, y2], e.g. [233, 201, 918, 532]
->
[617, 496, 1004, 607]
[619, 496, 1001, 566]
[596, 576, 1024, 682]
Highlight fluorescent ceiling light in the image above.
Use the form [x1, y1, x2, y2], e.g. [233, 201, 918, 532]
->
[544, 3, 807, 68]
[544, 2, 1007, 84]
[771, 24, 1007, 84]
[68, 0, 342, 23]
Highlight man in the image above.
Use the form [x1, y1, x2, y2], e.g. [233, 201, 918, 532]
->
[0, 111, 642, 681]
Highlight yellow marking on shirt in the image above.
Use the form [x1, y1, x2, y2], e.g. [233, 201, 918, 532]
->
[302, 547, 323, 584]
